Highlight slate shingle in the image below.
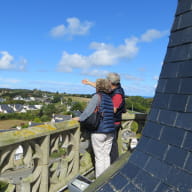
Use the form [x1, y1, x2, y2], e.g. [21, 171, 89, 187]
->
[160, 125, 185, 147]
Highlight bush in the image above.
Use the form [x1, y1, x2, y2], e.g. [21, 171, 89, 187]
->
[40, 115, 50, 122]
[131, 121, 138, 133]
[33, 117, 41, 123]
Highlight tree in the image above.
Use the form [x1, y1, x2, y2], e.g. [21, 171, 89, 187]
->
[41, 104, 57, 117]
[71, 102, 86, 111]
[33, 117, 41, 123]
[125, 96, 153, 113]
[67, 98, 72, 105]
[52, 92, 61, 103]
[40, 115, 50, 122]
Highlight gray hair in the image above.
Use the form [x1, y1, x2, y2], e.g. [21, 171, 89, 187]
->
[106, 72, 120, 85]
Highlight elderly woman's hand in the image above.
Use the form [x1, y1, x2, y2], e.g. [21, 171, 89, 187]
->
[82, 79, 89, 85]
[82, 79, 96, 87]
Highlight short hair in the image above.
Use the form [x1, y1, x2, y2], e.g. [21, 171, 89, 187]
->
[106, 72, 120, 85]
[96, 78, 111, 93]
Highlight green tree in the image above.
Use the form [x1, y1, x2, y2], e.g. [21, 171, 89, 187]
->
[125, 96, 153, 113]
[40, 115, 50, 122]
[67, 98, 72, 105]
[33, 117, 41, 123]
[71, 102, 86, 111]
[41, 104, 56, 117]
[52, 92, 61, 103]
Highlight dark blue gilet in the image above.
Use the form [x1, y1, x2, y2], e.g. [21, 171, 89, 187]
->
[110, 85, 126, 122]
[95, 92, 115, 133]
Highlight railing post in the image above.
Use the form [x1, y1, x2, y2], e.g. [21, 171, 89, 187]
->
[118, 113, 147, 154]
[117, 128, 123, 155]
[73, 125, 80, 174]
[39, 135, 50, 192]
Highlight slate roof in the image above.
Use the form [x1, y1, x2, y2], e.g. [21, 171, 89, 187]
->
[85, 0, 192, 191]
[0, 104, 14, 113]
[0, 104, 40, 113]
[11, 104, 24, 112]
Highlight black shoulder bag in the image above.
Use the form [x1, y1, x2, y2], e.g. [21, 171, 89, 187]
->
[81, 94, 102, 131]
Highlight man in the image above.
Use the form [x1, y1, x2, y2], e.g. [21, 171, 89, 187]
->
[82, 72, 126, 163]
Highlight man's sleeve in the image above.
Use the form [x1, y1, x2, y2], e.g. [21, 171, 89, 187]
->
[112, 94, 123, 109]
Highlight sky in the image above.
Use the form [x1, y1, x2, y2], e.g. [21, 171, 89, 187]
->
[0, 0, 178, 97]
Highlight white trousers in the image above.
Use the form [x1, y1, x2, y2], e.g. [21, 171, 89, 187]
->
[91, 133, 114, 178]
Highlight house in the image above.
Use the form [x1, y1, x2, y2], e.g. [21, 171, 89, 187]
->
[13, 96, 24, 101]
[23, 96, 36, 102]
[0, 104, 14, 113]
[24, 105, 38, 111]
[29, 97, 35, 101]
[51, 114, 72, 123]
[66, 105, 71, 112]
[34, 105, 43, 110]
[0, 104, 42, 113]
[72, 110, 82, 117]
[0, 98, 6, 103]
[11, 104, 27, 113]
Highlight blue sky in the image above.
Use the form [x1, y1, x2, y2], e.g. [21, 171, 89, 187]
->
[0, 0, 177, 97]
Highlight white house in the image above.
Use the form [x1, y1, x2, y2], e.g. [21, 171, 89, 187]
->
[13, 96, 24, 101]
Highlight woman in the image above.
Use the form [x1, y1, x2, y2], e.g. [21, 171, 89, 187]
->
[74, 78, 115, 178]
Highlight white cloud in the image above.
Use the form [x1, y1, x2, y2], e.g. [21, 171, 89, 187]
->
[140, 29, 168, 42]
[153, 76, 159, 80]
[17, 57, 27, 71]
[30, 80, 92, 94]
[50, 17, 93, 38]
[50, 25, 65, 37]
[123, 74, 143, 81]
[57, 37, 139, 72]
[81, 70, 143, 83]
[0, 84, 10, 88]
[56, 29, 168, 74]
[123, 84, 155, 96]
[30, 80, 74, 86]
[81, 69, 109, 77]
[0, 51, 15, 70]
[0, 77, 21, 83]
[0, 51, 27, 71]
[154, 83, 157, 89]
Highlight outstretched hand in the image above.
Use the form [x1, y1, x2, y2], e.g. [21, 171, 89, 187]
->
[82, 79, 89, 85]
[82, 79, 96, 87]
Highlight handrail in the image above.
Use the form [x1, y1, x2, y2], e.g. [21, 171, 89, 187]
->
[0, 113, 147, 192]
[0, 120, 80, 192]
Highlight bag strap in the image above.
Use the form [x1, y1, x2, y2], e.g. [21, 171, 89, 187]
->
[95, 93, 101, 112]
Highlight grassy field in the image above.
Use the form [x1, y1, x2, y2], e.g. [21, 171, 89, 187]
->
[65, 96, 91, 103]
[0, 120, 28, 130]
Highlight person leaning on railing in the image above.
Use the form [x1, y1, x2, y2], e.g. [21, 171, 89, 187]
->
[82, 72, 126, 164]
[73, 78, 115, 178]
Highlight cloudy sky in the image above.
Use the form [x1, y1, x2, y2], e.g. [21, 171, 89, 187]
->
[0, 0, 177, 97]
